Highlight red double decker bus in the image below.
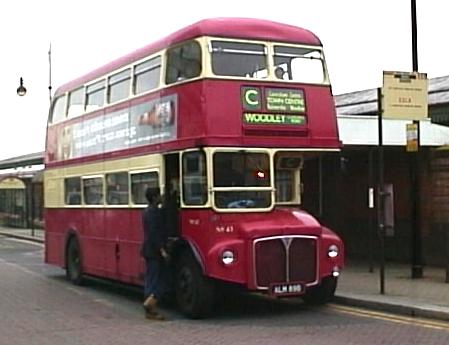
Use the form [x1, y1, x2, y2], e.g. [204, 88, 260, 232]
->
[44, 18, 344, 318]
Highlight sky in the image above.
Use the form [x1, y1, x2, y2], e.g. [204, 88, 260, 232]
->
[1, 0, 447, 160]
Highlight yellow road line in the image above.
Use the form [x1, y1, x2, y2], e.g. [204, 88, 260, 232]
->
[328, 303, 449, 332]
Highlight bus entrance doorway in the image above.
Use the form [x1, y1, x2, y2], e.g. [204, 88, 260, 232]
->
[164, 153, 180, 238]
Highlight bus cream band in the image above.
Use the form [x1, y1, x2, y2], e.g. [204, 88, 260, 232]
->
[44, 153, 163, 208]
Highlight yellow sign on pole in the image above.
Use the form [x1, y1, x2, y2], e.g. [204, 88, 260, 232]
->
[382, 71, 428, 120]
[406, 123, 419, 152]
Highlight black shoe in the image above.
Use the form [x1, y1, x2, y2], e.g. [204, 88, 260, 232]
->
[145, 309, 165, 321]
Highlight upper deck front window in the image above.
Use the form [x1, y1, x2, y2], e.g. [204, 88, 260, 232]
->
[273, 46, 326, 84]
[166, 41, 202, 84]
[210, 41, 267, 79]
[50, 95, 67, 123]
[67, 87, 84, 118]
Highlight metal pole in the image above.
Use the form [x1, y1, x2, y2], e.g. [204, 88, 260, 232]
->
[368, 147, 375, 273]
[377, 88, 385, 294]
[31, 182, 35, 237]
[445, 224, 449, 283]
[411, 0, 423, 279]
[48, 43, 53, 104]
[411, 0, 418, 72]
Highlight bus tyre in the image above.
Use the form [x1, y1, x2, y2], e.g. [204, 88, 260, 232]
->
[175, 253, 215, 319]
[302, 276, 337, 305]
[66, 237, 83, 285]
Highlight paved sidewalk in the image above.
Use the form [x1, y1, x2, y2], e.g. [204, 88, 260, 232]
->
[1, 226, 449, 321]
[336, 262, 449, 321]
[0, 226, 44, 243]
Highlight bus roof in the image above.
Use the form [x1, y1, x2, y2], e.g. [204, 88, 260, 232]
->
[55, 18, 322, 95]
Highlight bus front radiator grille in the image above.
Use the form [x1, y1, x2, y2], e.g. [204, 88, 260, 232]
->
[254, 236, 317, 289]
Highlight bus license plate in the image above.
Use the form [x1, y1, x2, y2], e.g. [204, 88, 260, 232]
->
[270, 282, 304, 296]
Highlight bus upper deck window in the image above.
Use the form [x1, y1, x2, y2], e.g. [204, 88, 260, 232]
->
[210, 41, 267, 78]
[166, 41, 202, 85]
[50, 95, 67, 123]
[134, 56, 161, 94]
[85, 80, 105, 112]
[108, 69, 131, 104]
[273, 46, 326, 84]
[67, 87, 84, 118]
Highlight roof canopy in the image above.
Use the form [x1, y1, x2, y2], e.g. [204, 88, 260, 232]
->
[334, 75, 449, 147]
[338, 116, 449, 147]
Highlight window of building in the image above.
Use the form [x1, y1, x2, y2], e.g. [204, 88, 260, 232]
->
[85, 80, 105, 112]
[64, 177, 82, 205]
[67, 87, 84, 118]
[134, 56, 161, 94]
[106, 172, 129, 205]
[182, 151, 207, 206]
[166, 41, 202, 84]
[82, 176, 104, 205]
[210, 41, 267, 78]
[108, 69, 131, 103]
[51, 95, 67, 123]
[130, 171, 159, 205]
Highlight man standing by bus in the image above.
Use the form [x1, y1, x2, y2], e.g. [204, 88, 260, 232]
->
[141, 187, 169, 320]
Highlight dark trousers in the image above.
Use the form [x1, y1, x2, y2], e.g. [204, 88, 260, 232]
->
[144, 257, 165, 300]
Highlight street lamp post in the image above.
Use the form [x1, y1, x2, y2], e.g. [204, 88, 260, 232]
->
[15, 47, 52, 239]
[410, 0, 423, 279]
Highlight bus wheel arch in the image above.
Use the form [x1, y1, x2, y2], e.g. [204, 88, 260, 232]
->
[170, 238, 206, 272]
[65, 232, 84, 285]
[174, 247, 215, 319]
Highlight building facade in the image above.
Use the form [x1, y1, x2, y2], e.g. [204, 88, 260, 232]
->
[317, 75, 449, 266]
[0, 152, 44, 229]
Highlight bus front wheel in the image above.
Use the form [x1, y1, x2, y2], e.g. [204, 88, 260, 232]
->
[175, 253, 215, 319]
[66, 237, 83, 285]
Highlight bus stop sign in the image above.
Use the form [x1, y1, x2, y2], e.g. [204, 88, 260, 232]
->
[382, 71, 428, 120]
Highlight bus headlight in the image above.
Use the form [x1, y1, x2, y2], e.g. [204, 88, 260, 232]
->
[221, 250, 235, 265]
[332, 266, 341, 277]
[328, 245, 339, 258]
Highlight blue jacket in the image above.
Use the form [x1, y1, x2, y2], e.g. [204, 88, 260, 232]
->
[141, 205, 167, 259]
